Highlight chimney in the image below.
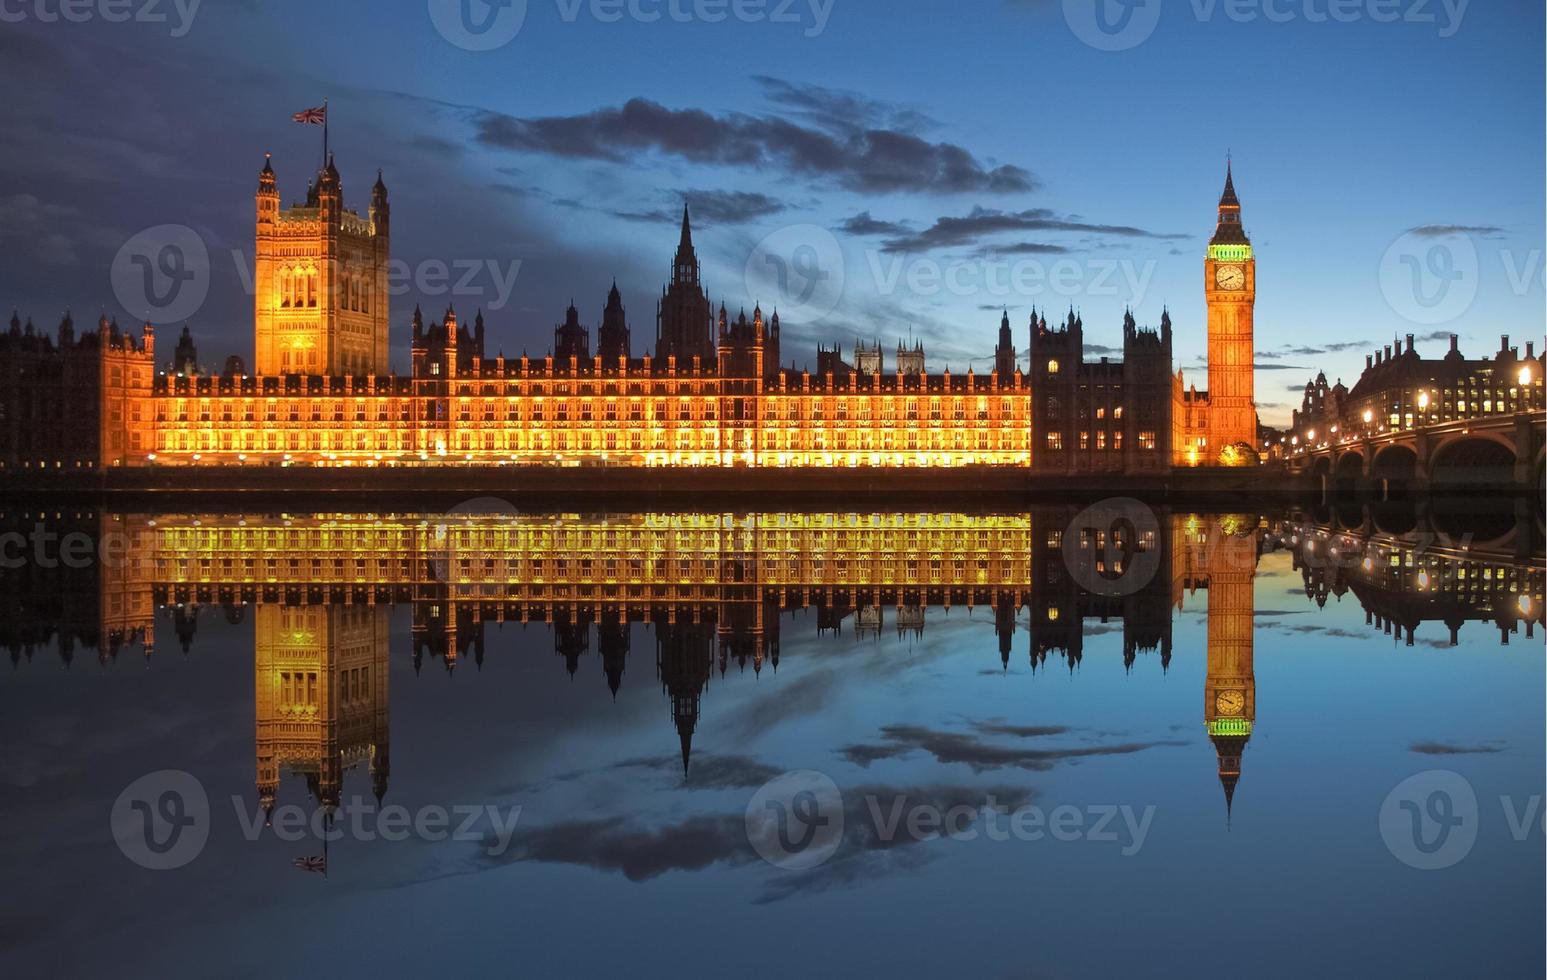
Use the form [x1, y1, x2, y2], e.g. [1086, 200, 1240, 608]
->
[1501, 334, 1509, 354]
[1384, 345, 1392, 362]
[1449, 334, 1459, 354]
[1365, 355, 1373, 370]
[1405, 334, 1414, 354]
[1527, 342, 1536, 359]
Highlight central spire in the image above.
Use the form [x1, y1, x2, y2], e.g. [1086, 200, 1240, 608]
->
[672, 203, 699, 286]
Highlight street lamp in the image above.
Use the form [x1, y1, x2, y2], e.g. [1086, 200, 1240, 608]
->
[1417, 391, 1430, 411]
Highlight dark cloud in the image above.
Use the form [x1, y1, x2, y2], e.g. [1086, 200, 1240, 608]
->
[838, 211, 912, 236]
[973, 723, 1071, 738]
[491, 781, 1037, 903]
[474, 98, 1033, 194]
[1410, 740, 1503, 755]
[504, 813, 745, 882]
[1406, 224, 1505, 238]
[1262, 340, 1374, 358]
[1266, 624, 1369, 639]
[880, 206, 1186, 253]
[967, 242, 1072, 259]
[606, 753, 787, 790]
[751, 76, 938, 135]
[839, 722, 1184, 772]
[612, 190, 786, 226]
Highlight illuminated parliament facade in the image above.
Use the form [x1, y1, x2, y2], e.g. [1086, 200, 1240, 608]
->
[1, 156, 1261, 474]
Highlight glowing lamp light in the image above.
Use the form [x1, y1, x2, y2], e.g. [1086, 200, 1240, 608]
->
[1417, 392, 1430, 410]
[1362, 409, 1373, 424]
[1416, 569, 1430, 589]
[1520, 366, 1534, 385]
[1519, 595, 1534, 616]
[1307, 430, 1316, 440]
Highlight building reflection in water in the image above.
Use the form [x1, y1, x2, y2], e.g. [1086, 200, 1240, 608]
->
[254, 604, 390, 823]
[1, 504, 1540, 828]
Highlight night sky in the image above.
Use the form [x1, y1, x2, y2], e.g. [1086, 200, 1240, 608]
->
[1, 0, 1541, 424]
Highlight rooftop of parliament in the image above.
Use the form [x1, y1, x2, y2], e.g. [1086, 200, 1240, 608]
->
[2, 153, 1274, 474]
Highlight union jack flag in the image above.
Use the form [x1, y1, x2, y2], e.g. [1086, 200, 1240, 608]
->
[292, 855, 327, 874]
[292, 106, 327, 125]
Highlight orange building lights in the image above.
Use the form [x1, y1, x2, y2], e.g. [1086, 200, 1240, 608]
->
[1, 156, 1261, 475]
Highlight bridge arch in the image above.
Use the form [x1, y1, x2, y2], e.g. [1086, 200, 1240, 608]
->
[1308, 456, 1332, 486]
[1370, 444, 1419, 498]
[1429, 436, 1517, 489]
[1332, 451, 1365, 494]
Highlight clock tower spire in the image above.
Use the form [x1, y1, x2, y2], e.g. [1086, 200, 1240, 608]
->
[1203, 160, 1257, 463]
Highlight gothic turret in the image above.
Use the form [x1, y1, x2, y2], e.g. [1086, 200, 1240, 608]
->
[995, 309, 1017, 380]
[370, 169, 390, 235]
[598, 280, 630, 360]
[554, 300, 590, 361]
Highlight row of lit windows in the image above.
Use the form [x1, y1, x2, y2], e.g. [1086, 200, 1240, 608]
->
[1044, 430, 1157, 451]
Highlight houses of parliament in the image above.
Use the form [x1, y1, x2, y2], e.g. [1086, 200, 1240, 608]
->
[0, 153, 1262, 474]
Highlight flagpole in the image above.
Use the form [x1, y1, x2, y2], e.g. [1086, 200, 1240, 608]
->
[323, 98, 329, 168]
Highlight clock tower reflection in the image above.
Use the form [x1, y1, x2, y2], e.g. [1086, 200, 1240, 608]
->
[1182, 515, 1260, 820]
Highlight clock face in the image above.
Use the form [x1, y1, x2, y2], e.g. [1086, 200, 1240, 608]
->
[1215, 690, 1246, 715]
[1215, 265, 1246, 290]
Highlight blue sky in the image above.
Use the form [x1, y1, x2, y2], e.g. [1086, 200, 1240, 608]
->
[1, 0, 1541, 423]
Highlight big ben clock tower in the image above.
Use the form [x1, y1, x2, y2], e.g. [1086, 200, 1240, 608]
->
[1203, 162, 1257, 460]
